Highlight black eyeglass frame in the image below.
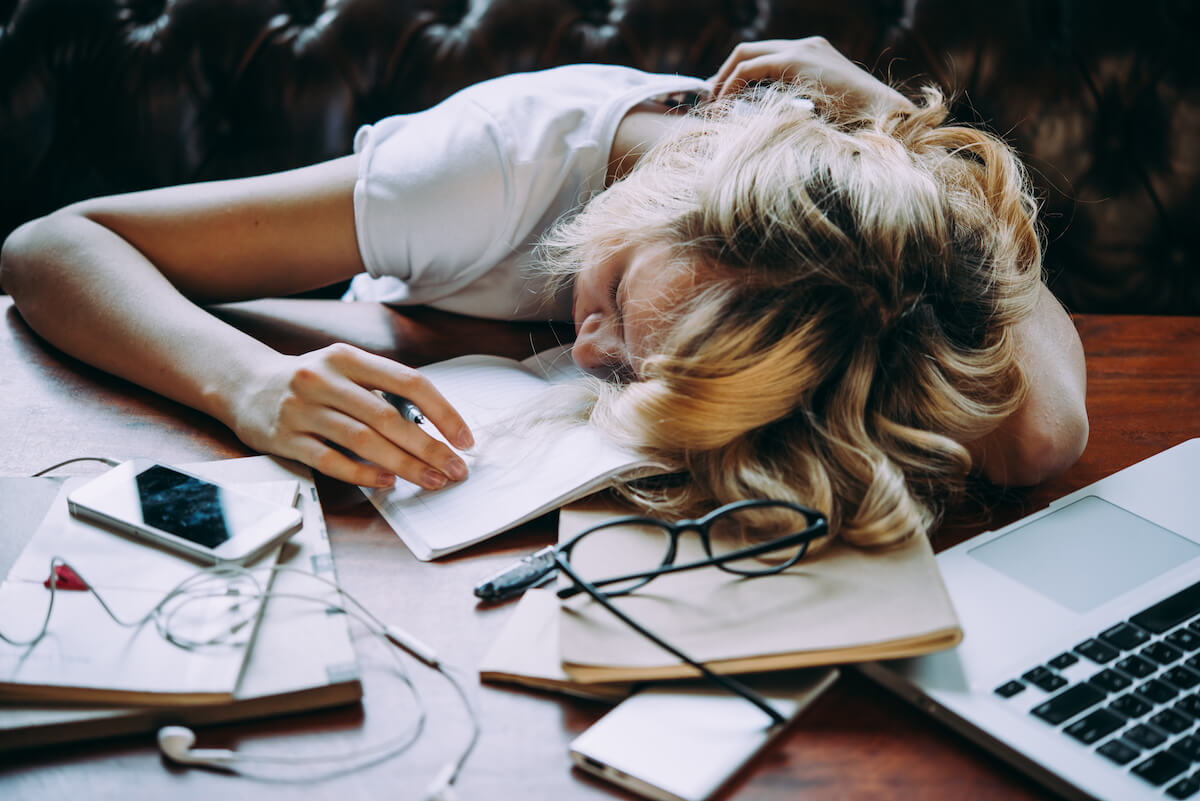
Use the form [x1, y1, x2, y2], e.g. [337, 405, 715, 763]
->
[555, 499, 829, 600]
[553, 499, 829, 726]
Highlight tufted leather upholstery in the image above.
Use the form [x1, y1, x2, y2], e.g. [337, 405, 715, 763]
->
[2, 0, 1196, 313]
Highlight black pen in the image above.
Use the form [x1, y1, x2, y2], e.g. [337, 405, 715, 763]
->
[474, 546, 559, 602]
[383, 392, 425, 425]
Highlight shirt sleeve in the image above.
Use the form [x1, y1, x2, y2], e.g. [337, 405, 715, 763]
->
[349, 66, 711, 315]
[352, 94, 519, 304]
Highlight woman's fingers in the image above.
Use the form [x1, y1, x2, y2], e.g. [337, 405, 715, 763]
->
[287, 433, 405, 489]
[250, 343, 475, 489]
[710, 37, 912, 113]
[302, 405, 464, 490]
[318, 343, 474, 449]
[710, 40, 786, 96]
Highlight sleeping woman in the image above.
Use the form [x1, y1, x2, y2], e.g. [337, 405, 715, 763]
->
[0, 37, 1088, 547]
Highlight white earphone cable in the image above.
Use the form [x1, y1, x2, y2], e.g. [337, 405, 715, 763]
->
[14, 458, 480, 792]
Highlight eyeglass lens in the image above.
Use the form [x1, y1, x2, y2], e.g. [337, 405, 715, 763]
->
[705, 503, 814, 574]
[569, 520, 674, 595]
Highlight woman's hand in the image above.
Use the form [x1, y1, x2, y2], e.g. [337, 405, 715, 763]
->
[227, 343, 474, 490]
[2, 155, 476, 492]
[710, 37, 914, 114]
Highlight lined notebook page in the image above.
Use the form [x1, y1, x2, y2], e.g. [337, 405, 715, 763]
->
[364, 351, 653, 560]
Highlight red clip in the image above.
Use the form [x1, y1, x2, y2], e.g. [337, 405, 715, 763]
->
[43, 564, 89, 591]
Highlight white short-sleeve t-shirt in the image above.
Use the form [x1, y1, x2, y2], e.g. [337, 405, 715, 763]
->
[347, 65, 709, 321]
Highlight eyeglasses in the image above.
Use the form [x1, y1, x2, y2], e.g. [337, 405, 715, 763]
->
[554, 499, 828, 726]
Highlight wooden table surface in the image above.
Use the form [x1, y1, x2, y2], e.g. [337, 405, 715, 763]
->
[0, 295, 1196, 800]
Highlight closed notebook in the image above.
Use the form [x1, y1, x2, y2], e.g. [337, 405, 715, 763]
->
[0, 456, 361, 746]
[479, 588, 635, 702]
[556, 500, 963, 683]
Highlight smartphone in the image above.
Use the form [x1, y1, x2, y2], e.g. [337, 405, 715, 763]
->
[67, 459, 303, 565]
[569, 667, 839, 801]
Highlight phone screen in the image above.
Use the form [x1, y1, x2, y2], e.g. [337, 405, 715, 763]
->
[130, 464, 278, 549]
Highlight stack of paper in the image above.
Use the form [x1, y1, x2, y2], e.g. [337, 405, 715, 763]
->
[481, 497, 962, 694]
[0, 457, 361, 750]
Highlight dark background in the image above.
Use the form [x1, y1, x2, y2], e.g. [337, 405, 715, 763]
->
[2, 0, 1197, 314]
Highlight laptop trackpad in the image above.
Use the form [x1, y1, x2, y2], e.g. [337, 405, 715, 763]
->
[968, 496, 1200, 614]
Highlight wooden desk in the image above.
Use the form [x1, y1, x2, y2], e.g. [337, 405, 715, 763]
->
[1, 295, 1197, 800]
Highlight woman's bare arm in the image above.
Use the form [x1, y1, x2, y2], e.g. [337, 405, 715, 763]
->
[0, 157, 473, 489]
[968, 284, 1089, 486]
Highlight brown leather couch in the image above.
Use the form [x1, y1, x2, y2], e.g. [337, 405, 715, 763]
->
[2, 0, 1196, 313]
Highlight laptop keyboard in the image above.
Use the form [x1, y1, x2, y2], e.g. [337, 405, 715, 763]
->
[995, 580, 1200, 798]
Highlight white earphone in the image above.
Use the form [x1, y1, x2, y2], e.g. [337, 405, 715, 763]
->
[157, 725, 340, 768]
[157, 726, 237, 768]
[158, 724, 463, 800]
[19, 458, 473, 799]
[21, 554, 471, 794]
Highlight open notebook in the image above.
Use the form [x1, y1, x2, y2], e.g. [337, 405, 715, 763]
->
[364, 346, 664, 560]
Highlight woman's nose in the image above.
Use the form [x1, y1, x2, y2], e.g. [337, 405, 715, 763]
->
[572, 314, 624, 374]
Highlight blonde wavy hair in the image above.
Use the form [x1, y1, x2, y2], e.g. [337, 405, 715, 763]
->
[538, 81, 1043, 547]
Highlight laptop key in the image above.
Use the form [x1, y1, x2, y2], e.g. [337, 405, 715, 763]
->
[1101, 621, 1152, 651]
[1031, 683, 1106, 725]
[1127, 724, 1169, 749]
[1131, 580, 1200, 635]
[1097, 738, 1141, 765]
[1145, 641, 1186, 665]
[1049, 652, 1079, 670]
[1023, 666, 1067, 692]
[1065, 709, 1124, 744]
[1139, 678, 1180, 704]
[1132, 751, 1190, 786]
[1167, 776, 1200, 800]
[1153, 709, 1194, 734]
[1168, 629, 1200, 652]
[1171, 735, 1200, 762]
[1165, 666, 1200, 691]
[1076, 638, 1120, 664]
[1111, 693, 1154, 719]
[1178, 695, 1200, 718]
[1117, 654, 1158, 678]
[994, 680, 1025, 698]
[1090, 669, 1133, 693]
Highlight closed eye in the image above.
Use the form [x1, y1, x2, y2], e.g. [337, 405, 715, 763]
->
[608, 274, 625, 341]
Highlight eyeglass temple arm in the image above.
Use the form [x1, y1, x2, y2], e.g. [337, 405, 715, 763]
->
[558, 561, 787, 727]
[557, 521, 829, 600]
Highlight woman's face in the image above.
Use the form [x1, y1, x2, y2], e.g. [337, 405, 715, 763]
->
[571, 241, 701, 377]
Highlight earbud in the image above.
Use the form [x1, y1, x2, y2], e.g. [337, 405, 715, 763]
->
[157, 726, 237, 768]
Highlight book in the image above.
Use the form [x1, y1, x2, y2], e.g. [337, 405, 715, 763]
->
[0, 457, 361, 749]
[363, 346, 664, 560]
[554, 499, 963, 684]
[0, 477, 296, 706]
[478, 588, 635, 702]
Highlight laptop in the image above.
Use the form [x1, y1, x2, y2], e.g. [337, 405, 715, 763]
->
[858, 438, 1200, 801]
